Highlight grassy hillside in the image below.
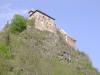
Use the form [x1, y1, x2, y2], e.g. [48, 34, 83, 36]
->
[0, 14, 100, 75]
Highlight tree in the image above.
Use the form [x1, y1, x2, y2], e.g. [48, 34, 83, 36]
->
[10, 14, 27, 33]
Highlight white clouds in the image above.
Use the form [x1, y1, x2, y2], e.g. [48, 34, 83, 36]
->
[0, 4, 28, 30]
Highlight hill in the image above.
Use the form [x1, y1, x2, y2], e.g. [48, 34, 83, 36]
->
[0, 14, 100, 75]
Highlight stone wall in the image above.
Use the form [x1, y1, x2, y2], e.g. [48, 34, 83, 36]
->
[67, 36, 76, 48]
[28, 10, 76, 48]
[59, 29, 76, 48]
[29, 12, 57, 33]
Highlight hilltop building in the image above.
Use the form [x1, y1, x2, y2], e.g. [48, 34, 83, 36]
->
[28, 10, 57, 33]
[28, 9, 76, 48]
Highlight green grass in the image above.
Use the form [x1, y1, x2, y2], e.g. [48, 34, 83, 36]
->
[0, 42, 11, 59]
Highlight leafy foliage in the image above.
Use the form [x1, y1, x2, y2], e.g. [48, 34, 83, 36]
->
[0, 42, 11, 59]
[9, 14, 27, 33]
[27, 19, 35, 26]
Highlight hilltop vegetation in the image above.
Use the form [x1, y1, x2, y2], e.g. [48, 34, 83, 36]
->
[0, 14, 100, 75]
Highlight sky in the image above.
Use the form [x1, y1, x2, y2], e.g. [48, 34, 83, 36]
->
[0, 0, 100, 71]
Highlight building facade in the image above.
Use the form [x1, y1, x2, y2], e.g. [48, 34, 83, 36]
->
[28, 10, 57, 33]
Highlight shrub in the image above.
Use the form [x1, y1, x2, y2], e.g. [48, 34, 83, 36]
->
[10, 14, 27, 33]
[27, 19, 35, 26]
[0, 42, 11, 59]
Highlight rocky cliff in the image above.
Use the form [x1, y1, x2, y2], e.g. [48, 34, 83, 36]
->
[0, 14, 100, 75]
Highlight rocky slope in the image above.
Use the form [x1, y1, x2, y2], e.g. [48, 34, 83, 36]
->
[0, 15, 100, 75]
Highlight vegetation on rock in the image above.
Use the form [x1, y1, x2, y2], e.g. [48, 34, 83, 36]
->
[0, 14, 100, 75]
[8, 14, 27, 33]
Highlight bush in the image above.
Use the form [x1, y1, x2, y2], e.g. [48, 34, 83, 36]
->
[0, 42, 11, 59]
[27, 19, 35, 26]
[10, 14, 27, 33]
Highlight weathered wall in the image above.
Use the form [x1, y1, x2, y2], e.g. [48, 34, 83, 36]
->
[67, 36, 76, 48]
[29, 12, 57, 33]
[28, 11, 76, 48]
[59, 29, 76, 48]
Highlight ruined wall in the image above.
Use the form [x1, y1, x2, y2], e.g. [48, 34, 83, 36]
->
[67, 36, 76, 48]
[28, 11, 76, 48]
[59, 29, 76, 48]
[29, 12, 57, 33]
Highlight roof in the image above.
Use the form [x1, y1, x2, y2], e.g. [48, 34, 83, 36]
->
[28, 10, 55, 20]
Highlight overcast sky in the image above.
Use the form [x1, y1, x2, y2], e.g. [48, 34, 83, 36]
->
[0, 0, 100, 71]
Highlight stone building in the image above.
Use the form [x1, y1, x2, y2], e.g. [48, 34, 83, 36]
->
[28, 9, 76, 48]
[67, 36, 76, 48]
[28, 10, 57, 33]
[59, 29, 76, 48]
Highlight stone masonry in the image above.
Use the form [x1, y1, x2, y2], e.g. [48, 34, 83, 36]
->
[59, 29, 76, 48]
[28, 9, 76, 48]
[28, 10, 57, 33]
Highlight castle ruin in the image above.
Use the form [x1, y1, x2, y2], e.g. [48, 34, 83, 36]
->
[60, 29, 76, 48]
[28, 10, 76, 48]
